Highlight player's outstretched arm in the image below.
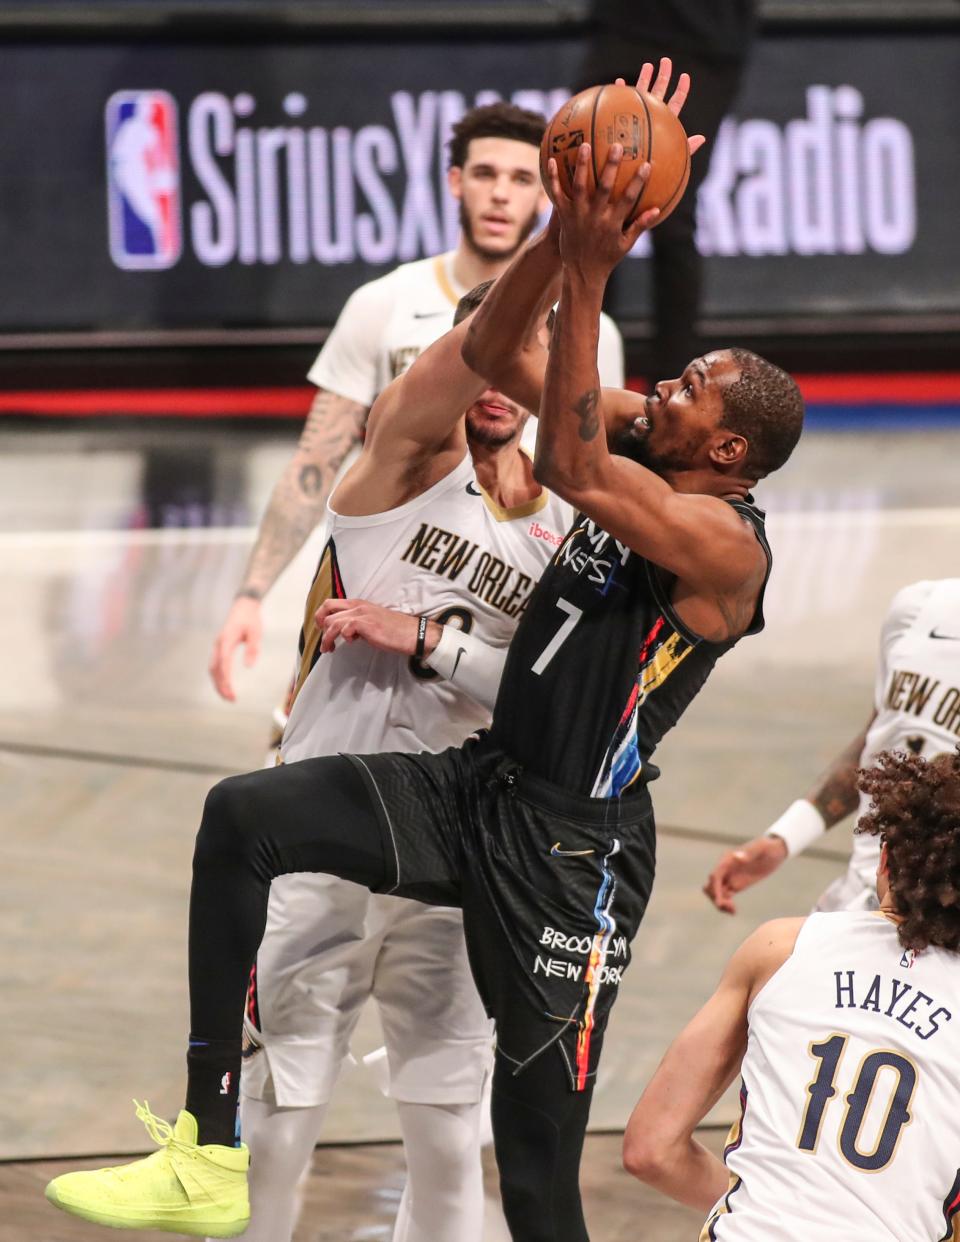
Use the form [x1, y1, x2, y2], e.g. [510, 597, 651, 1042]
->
[623, 918, 802, 1211]
[460, 217, 560, 414]
[209, 386, 367, 700]
[703, 713, 875, 914]
[332, 311, 501, 516]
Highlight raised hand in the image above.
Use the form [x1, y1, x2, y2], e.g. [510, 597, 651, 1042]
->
[619, 57, 706, 157]
[545, 142, 659, 277]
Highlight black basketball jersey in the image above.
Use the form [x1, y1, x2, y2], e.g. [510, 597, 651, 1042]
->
[489, 499, 771, 797]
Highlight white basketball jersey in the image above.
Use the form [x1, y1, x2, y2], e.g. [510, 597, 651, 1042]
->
[849, 579, 960, 881]
[306, 250, 625, 456]
[706, 911, 960, 1242]
[281, 453, 573, 762]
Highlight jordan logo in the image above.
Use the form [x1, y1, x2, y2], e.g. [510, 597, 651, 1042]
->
[219, 1071, 232, 1095]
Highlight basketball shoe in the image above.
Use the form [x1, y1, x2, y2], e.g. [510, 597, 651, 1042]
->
[45, 1101, 249, 1236]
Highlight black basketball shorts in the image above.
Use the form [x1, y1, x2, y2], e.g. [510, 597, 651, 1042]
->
[346, 734, 656, 1091]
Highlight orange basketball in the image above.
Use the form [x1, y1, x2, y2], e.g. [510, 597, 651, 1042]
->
[540, 82, 691, 225]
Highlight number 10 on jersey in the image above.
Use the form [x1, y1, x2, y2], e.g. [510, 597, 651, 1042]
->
[797, 1033, 917, 1171]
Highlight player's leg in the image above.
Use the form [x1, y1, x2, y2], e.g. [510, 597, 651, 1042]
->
[231, 1094, 329, 1242]
[46, 749, 464, 1237]
[491, 1049, 595, 1242]
[455, 750, 657, 1242]
[373, 898, 492, 1242]
[239, 875, 379, 1242]
[186, 756, 388, 1146]
[46, 755, 390, 1238]
[392, 1100, 485, 1242]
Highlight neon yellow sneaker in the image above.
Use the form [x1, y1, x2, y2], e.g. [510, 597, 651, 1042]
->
[45, 1102, 249, 1236]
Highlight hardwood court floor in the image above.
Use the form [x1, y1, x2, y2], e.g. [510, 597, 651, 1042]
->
[2, 1130, 727, 1242]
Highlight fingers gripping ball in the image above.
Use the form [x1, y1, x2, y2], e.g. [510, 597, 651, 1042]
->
[541, 83, 690, 224]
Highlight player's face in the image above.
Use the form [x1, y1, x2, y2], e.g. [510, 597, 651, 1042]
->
[449, 137, 548, 262]
[464, 387, 529, 448]
[612, 353, 742, 475]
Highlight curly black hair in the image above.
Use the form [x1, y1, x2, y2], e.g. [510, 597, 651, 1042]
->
[719, 347, 805, 478]
[857, 747, 960, 953]
[448, 102, 546, 170]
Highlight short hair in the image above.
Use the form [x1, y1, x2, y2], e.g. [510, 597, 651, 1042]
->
[718, 348, 805, 478]
[454, 278, 556, 337]
[448, 102, 546, 170]
[454, 279, 495, 326]
[857, 748, 960, 954]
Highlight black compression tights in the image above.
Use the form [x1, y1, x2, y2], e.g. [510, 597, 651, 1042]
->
[491, 1051, 595, 1242]
[188, 758, 386, 1042]
[189, 759, 597, 1238]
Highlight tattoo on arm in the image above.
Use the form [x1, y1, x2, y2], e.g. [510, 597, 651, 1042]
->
[806, 727, 871, 827]
[575, 388, 601, 442]
[694, 589, 756, 645]
[717, 592, 756, 641]
[298, 464, 323, 498]
[238, 389, 367, 598]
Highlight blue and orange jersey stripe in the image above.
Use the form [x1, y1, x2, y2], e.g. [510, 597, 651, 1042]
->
[574, 838, 621, 1090]
[592, 613, 694, 797]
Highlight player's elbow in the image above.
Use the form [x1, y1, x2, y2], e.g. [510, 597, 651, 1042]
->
[533, 450, 591, 502]
[531, 450, 554, 488]
[461, 319, 492, 379]
[622, 1122, 668, 1184]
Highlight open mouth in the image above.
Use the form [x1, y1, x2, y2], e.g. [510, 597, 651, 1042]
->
[481, 215, 512, 233]
[634, 395, 655, 432]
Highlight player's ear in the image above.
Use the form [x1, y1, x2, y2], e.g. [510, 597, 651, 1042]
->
[710, 431, 748, 469]
[448, 165, 464, 201]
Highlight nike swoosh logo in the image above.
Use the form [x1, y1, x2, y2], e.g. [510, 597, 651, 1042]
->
[413, 310, 448, 319]
[930, 629, 960, 641]
[450, 647, 467, 680]
[550, 842, 595, 857]
[466, 482, 482, 496]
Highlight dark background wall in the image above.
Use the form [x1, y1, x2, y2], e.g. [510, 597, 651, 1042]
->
[1, 0, 957, 382]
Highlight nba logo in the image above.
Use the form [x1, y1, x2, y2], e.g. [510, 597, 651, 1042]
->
[105, 91, 182, 270]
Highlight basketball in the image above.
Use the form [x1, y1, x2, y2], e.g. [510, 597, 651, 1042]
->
[540, 83, 691, 225]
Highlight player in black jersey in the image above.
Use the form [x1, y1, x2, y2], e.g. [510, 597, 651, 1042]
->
[45, 63, 804, 1242]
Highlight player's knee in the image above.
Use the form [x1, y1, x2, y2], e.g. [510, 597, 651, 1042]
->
[245, 1119, 312, 1190]
[195, 774, 258, 867]
[409, 1108, 479, 1184]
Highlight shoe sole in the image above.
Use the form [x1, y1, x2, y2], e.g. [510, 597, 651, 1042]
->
[45, 1184, 249, 1237]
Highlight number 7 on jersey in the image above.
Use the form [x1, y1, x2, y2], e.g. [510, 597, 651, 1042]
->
[532, 598, 583, 675]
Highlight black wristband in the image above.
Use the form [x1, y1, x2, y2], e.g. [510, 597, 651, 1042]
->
[415, 615, 429, 660]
